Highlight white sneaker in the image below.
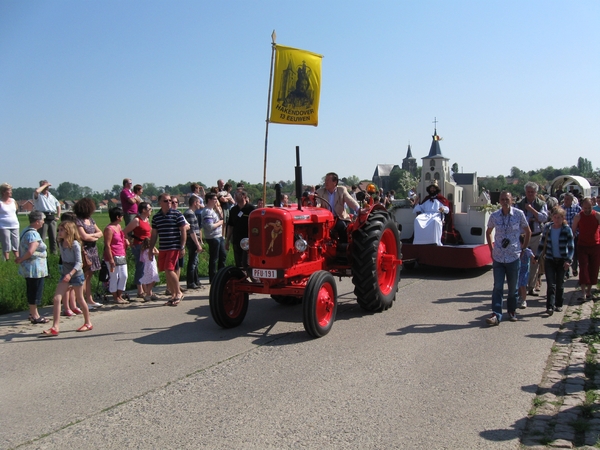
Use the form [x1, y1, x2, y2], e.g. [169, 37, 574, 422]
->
[519, 300, 527, 309]
[485, 314, 499, 326]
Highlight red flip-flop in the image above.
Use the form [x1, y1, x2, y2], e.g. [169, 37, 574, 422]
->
[77, 324, 93, 332]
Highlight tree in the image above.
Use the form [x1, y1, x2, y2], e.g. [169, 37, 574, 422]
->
[388, 167, 418, 198]
[142, 183, 160, 198]
[342, 175, 361, 187]
[578, 157, 593, 176]
[110, 184, 121, 198]
[451, 163, 459, 173]
[56, 182, 84, 200]
[11, 187, 34, 201]
[510, 167, 524, 179]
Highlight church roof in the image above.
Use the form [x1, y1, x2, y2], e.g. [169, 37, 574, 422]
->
[422, 129, 449, 161]
[453, 173, 476, 185]
[373, 164, 397, 178]
[405, 144, 414, 160]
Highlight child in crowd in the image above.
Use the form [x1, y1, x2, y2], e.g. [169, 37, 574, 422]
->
[42, 221, 93, 336]
[59, 212, 80, 317]
[518, 234, 536, 309]
[139, 238, 159, 301]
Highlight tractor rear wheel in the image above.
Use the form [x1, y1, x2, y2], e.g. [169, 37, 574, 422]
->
[352, 211, 401, 312]
[209, 266, 249, 328]
[271, 295, 302, 305]
[302, 271, 337, 338]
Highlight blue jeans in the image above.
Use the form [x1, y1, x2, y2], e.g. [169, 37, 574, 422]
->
[492, 259, 520, 321]
[206, 237, 226, 283]
[131, 244, 144, 287]
[186, 241, 200, 286]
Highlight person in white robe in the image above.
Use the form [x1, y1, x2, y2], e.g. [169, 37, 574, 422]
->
[413, 184, 450, 246]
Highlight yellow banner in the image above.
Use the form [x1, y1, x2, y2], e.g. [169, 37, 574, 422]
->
[270, 45, 322, 126]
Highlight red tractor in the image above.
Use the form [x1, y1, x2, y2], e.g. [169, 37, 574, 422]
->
[209, 153, 402, 338]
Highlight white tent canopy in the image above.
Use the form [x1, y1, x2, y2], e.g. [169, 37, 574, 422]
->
[549, 175, 592, 197]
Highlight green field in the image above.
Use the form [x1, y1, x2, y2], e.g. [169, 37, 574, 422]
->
[1, 210, 232, 315]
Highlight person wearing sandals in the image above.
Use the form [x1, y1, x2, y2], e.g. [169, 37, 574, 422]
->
[149, 193, 187, 306]
[73, 198, 103, 309]
[15, 211, 48, 324]
[123, 201, 153, 299]
[42, 221, 92, 336]
[103, 207, 129, 304]
[537, 207, 574, 315]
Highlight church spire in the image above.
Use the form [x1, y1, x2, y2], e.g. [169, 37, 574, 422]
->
[428, 117, 443, 157]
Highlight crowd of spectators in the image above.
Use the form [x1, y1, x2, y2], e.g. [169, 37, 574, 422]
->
[5, 176, 600, 334]
[5, 178, 263, 336]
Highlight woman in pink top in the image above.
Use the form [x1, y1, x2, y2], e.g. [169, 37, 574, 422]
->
[572, 197, 600, 300]
[103, 207, 129, 304]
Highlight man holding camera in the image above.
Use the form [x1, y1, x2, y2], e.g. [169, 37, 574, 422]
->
[516, 181, 549, 294]
[33, 180, 61, 254]
[485, 191, 531, 325]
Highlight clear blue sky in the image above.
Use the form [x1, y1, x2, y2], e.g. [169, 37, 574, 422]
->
[1, 0, 599, 192]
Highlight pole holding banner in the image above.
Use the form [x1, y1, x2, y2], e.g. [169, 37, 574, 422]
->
[262, 30, 277, 205]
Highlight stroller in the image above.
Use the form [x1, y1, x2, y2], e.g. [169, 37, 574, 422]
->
[94, 261, 129, 303]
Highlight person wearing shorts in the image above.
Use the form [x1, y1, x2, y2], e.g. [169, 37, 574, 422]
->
[149, 193, 187, 306]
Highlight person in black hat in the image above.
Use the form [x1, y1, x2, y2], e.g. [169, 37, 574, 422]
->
[413, 182, 449, 246]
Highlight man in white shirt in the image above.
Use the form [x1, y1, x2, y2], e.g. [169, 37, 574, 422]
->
[33, 180, 61, 254]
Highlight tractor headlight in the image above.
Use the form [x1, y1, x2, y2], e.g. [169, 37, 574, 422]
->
[240, 238, 250, 251]
[294, 238, 308, 253]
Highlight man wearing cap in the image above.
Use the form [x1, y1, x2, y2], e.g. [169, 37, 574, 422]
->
[33, 180, 61, 254]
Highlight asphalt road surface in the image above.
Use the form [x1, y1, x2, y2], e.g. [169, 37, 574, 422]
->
[1, 266, 565, 449]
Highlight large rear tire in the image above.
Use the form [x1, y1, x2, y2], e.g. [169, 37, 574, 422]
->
[352, 211, 401, 312]
[302, 271, 337, 338]
[209, 266, 249, 328]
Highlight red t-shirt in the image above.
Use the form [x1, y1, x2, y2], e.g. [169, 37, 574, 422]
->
[577, 211, 600, 246]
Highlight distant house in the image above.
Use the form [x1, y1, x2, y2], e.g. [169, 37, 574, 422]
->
[18, 200, 34, 213]
[63, 200, 75, 210]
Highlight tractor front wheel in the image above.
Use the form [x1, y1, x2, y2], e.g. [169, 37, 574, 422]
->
[302, 271, 337, 338]
[209, 266, 249, 328]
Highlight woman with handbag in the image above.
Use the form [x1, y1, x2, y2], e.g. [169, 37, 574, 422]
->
[537, 207, 574, 315]
[103, 207, 129, 304]
[74, 198, 103, 309]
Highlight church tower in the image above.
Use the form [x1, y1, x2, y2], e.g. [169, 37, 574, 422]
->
[417, 121, 463, 213]
[401, 144, 417, 176]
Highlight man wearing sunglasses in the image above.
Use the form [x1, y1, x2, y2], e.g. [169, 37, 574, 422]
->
[149, 193, 187, 305]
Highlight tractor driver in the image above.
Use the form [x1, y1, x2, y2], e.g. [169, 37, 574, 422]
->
[316, 172, 360, 243]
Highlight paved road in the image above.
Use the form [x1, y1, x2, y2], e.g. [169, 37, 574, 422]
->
[1, 266, 569, 449]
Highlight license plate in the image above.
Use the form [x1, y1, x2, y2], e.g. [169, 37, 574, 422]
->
[252, 268, 277, 279]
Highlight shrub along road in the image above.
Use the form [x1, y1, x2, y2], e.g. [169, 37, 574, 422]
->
[1, 267, 576, 449]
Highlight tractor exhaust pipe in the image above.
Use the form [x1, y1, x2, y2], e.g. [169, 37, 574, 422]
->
[295, 146, 303, 211]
